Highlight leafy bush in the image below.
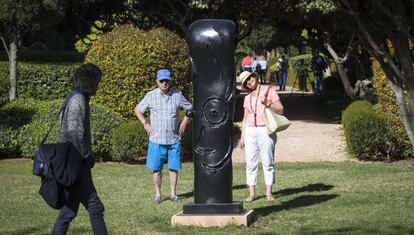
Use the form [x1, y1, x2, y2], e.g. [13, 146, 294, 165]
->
[0, 50, 84, 62]
[17, 62, 77, 100]
[372, 60, 414, 158]
[342, 100, 394, 161]
[111, 120, 148, 162]
[17, 99, 123, 161]
[0, 62, 9, 105]
[85, 25, 191, 118]
[111, 111, 193, 163]
[268, 56, 278, 72]
[90, 103, 124, 161]
[0, 99, 39, 157]
[0, 61, 77, 100]
[290, 54, 312, 71]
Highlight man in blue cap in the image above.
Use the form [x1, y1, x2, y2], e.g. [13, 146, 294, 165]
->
[134, 68, 192, 204]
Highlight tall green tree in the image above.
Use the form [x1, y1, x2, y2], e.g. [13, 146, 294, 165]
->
[333, 0, 414, 147]
[114, 0, 271, 43]
[0, 0, 65, 100]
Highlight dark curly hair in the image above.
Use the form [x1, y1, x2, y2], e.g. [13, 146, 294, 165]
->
[72, 63, 102, 95]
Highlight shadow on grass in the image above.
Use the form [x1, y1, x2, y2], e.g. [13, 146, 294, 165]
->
[254, 194, 339, 217]
[178, 190, 194, 199]
[233, 184, 248, 190]
[254, 183, 335, 203]
[275, 183, 334, 197]
[2, 225, 50, 235]
[179, 183, 334, 201]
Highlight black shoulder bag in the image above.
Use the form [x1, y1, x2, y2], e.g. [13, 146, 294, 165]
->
[32, 91, 81, 177]
[33, 91, 83, 209]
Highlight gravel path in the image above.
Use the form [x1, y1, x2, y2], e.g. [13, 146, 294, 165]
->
[232, 88, 348, 163]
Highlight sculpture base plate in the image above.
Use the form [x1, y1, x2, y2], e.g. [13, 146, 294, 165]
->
[171, 209, 254, 227]
[183, 202, 243, 214]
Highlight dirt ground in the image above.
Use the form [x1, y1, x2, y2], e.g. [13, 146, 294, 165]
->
[232, 88, 348, 163]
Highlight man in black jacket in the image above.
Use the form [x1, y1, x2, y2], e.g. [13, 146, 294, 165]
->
[52, 64, 108, 235]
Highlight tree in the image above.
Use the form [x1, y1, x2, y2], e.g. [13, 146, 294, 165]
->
[333, 0, 414, 147]
[113, 0, 272, 44]
[0, 0, 65, 100]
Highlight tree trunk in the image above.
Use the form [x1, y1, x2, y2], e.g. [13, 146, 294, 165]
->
[9, 40, 17, 100]
[389, 82, 414, 147]
[325, 43, 356, 99]
[335, 62, 356, 99]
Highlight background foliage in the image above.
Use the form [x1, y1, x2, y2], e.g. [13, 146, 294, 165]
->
[342, 100, 393, 161]
[85, 25, 191, 118]
[372, 61, 414, 158]
[0, 99, 123, 161]
[0, 62, 77, 100]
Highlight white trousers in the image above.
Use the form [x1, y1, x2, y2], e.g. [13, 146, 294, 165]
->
[244, 126, 276, 186]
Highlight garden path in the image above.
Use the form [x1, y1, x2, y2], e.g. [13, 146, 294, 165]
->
[232, 86, 348, 163]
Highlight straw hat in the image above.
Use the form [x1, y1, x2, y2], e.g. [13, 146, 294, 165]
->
[236, 71, 254, 91]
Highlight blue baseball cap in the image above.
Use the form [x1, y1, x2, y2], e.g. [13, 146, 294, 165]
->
[156, 69, 171, 81]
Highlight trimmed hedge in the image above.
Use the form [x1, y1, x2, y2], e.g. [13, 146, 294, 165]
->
[111, 120, 148, 163]
[85, 25, 191, 118]
[0, 61, 77, 100]
[290, 54, 312, 71]
[111, 111, 193, 163]
[0, 62, 9, 105]
[0, 50, 84, 62]
[0, 98, 123, 161]
[342, 100, 393, 161]
[372, 60, 414, 158]
[90, 103, 124, 161]
[0, 99, 38, 157]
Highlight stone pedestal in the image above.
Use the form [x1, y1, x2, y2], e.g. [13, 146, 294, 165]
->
[171, 210, 254, 227]
[183, 202, 243, 214]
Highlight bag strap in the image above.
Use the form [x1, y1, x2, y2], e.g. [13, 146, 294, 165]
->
[263, 86, 272, 103]
[40, 91, 84, 145]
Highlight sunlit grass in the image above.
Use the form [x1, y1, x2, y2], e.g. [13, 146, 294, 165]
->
[1, 159, 414, 234]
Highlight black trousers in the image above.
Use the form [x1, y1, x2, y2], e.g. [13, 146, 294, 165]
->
[52, 161, 108, 235]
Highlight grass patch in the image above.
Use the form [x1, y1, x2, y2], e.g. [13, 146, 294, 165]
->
[1, 160, 414, 234]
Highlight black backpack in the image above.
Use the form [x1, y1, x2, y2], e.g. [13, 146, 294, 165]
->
[256, 62, 262, 72]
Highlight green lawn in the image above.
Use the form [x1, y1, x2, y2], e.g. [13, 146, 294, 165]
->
[1, 159, 414, 235]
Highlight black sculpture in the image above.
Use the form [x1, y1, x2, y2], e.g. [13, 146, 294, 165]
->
[184, 19, 242, 214]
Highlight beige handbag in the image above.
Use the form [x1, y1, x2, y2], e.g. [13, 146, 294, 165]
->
[261, 86, 291, 134]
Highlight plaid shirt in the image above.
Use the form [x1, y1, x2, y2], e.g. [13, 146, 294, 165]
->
[137, 88, 192, 145]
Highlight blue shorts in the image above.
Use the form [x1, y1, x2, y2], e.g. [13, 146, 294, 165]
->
[146, 141, 182, 171]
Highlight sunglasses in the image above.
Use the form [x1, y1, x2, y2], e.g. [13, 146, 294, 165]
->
[159, 79, 170, 84]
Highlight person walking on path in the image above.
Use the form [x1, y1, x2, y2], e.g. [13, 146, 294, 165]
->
[135, 68, 192, 204]
[277, 54, 289, 91]
[52, 64, 108, 235]
[237, 71, 284, 202]
[311, 49, 327, 95]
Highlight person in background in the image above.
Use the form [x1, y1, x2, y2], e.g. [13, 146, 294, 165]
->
[53, 64, 108, 235]
[242, 54, 253, 72]
[257, 55, 268, 84]
[277, 54, 289, 91]
[135, 68, 192, 204]
[311, 49, 327, 95]
[251, 56, 258, 74]
[237, 71, 284, 203]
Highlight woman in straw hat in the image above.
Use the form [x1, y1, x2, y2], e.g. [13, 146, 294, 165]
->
[237, 71, 284, 202]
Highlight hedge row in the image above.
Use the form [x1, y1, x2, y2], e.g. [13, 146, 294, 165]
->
[342, 100, 397, 161]
[0, 99, 195, 162]
[0, 98, 124, 161]
[0, 50, 84, 62]
[0, 62, 77, 100]
[372, 60, 414, 158]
